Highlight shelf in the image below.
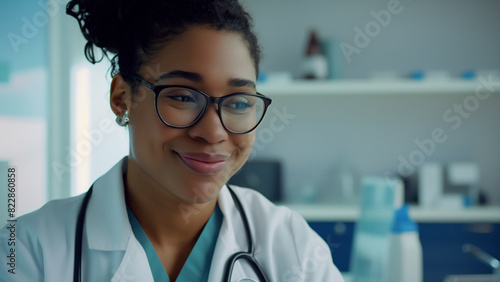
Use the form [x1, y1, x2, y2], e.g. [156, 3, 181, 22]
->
[257, 79, 500, 96]
[282, 204, 500, 223]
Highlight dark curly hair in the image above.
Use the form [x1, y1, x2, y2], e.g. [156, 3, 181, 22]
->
[66, 0, 261, 84]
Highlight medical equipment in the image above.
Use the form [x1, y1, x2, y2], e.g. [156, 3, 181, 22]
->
[73, 184, 269, 282]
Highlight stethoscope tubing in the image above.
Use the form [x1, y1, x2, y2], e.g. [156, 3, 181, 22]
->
[224, 186, 270, 282]
[73, 185, 93, 282]
[73, 184, 269, 282]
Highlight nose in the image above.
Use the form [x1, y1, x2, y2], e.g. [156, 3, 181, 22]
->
[187, 104, 228, 143]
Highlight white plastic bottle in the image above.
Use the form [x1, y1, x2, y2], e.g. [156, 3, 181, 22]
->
[386, 204, 423, 282]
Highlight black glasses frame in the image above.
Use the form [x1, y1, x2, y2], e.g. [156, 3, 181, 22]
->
[132, 74, 272, 134]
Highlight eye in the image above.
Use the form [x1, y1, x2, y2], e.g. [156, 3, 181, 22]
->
[157, 88, 205, 111]
[229, 101, 252, 109]
[223, 95, 256, 112]
[160, 88, 198, 103]
[171, 95, 196, 102]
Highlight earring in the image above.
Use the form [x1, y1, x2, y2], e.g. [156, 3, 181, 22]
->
[116, 110, 129, 126]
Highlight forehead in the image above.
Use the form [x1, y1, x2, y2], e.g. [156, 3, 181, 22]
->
[143, 26, 256, 81]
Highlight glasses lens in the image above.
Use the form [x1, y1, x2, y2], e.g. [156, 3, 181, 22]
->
[221, 94, 266, 133]
[156, 87, 206, 127]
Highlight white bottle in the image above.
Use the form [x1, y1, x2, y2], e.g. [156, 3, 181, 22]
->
[386, 204, 423, 282]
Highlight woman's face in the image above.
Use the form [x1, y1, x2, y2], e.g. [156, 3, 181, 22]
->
[127, 26, 257, 203]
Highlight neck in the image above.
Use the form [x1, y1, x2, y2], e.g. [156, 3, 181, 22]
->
[124, 159, 217, 246]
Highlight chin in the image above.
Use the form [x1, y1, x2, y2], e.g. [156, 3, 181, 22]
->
[181, 180, 223, 204]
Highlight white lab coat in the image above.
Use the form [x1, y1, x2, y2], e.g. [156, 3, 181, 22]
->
[0, 157, 343, 282]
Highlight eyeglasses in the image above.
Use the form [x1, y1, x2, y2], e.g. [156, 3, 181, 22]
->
[133, 75, 272, 134]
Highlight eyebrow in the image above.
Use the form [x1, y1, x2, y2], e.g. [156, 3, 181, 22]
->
[155, 70, 202, 83]
[228, 78, 256, 90]
[155, 70, 256, 90]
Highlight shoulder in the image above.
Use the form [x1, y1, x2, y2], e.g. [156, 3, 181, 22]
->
[229, 185, 291, 218]
[11, 194, 84, 235]
[0, 194, 85, 280]
[228, 185, 311, 236]
[0, 194, 85, 249]
[229, 185, 310, 231]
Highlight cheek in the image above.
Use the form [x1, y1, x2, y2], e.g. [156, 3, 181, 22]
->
[232, 132, 255, 169]
[128, 99, 168, 156]
[240, 133, 255, 152]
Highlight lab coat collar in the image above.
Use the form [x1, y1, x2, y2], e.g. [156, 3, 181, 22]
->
[84, 157, 254, 279]
[84, 157, 247, 251]
[215, 185, 248, 253]
[209, 185, 254, 281]
[86, 157, 131, 250]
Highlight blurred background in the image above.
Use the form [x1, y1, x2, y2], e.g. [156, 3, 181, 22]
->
[1, 0, 499, 281]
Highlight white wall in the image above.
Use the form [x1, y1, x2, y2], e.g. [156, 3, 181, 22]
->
[242, 0, 500, 204]
[253, 92, 500, 204]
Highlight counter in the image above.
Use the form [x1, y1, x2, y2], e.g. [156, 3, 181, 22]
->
[284, 204, 500, 281]
[282, 204, 500, 223]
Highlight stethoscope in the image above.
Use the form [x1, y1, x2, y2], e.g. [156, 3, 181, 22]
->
[73, 184, 269, 282]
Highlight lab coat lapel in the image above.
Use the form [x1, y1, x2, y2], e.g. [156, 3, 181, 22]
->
[82, 160, 257, 281]
[83, 158, 155, 281]
[208, 185, 258, 281]
[111, 235, 154, 282]
[85, 157, 130, 251]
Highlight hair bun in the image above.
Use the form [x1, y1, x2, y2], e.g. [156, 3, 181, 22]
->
[67, 0, 261, 80]
[66, 0, 140, 64]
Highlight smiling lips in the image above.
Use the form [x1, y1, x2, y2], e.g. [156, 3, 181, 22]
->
[176, 152, 228, 175]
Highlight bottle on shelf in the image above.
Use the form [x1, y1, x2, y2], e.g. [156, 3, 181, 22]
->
[300, 29, 328, 80]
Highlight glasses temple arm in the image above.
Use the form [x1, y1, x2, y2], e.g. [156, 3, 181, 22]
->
[132, 75, 155, 90]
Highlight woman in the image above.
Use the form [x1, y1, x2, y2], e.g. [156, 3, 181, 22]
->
[0, 0, 343, 281]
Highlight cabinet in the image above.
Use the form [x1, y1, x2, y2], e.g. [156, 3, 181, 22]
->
[286, 205, 500, 281]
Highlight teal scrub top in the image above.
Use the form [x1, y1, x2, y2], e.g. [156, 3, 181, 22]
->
[126, 205, 223, 282]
